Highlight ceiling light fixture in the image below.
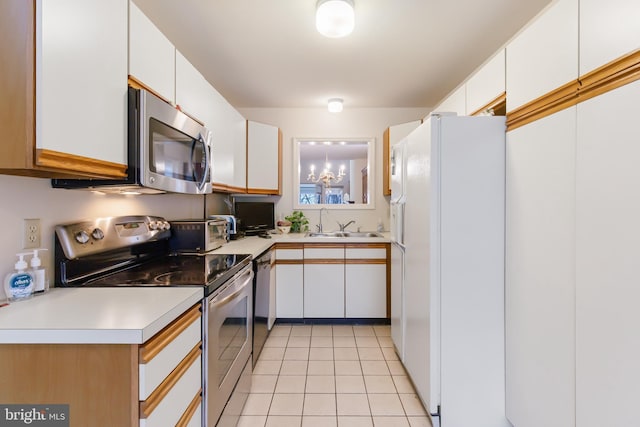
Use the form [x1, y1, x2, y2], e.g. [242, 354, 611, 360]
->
[328, 98, 344, 113]
[316, 0, 355, 38]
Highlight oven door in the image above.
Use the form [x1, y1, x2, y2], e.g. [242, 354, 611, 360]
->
[205, 265, 254, 426]
[139, 89, 212, 194]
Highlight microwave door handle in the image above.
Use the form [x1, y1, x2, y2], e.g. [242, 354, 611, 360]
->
[192, 133, 210, 192]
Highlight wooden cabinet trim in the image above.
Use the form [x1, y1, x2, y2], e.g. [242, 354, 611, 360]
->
[213, 183, 247, 194]
[383, 128, 391, 196]
[506, 80, 580, 131]
[507, 49, 640, 131]
[303, 243, 345, 249]
[275, 259, 304, 265]
[344, 243, 389, 249]
[140, 342, 202, 419]
[139, 304, 201, 363]
[35, 149, 128, 178]
[304, 259, 345, 265]
[128, 75, 172, 106]
[345, 259, 387, 265]
[578, 48, 640, 104]
[470, 92, 507, 117]
[176, 389, 202, 427]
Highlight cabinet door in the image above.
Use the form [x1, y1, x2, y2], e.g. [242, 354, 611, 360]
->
[345, 264, 386, 318]
[304, 264, 344, 318]
[505, 108, 576, 427]
[466, 49, 505, 115]
[247, 121, 281, 194]
[175, 51, 213, 126]
[211, 92, 246, 193]
[433, 85, 466, 116]
[231, 109, 247, 191]
[575, 80, 640, 427]
[268, 260, 276, 329]
[275, 264, 303, 318]
[506, 0, 578, 111]
[579, 0, 640, 74]
[37, 0, 128, 166]
[129, 1, 175, 103]
[383, 120, 421, 195]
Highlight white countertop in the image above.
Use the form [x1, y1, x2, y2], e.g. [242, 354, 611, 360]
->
[0, 287, 203, 344]
[212, 232, 391, 258]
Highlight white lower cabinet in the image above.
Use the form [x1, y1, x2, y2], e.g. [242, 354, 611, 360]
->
[274, 243, 389, 320]
[575, 79, 640, 427]
[276, 264, 303, 318]
[139, 304, 202, 427]
[345, 264, 387, 318]
[505, 107, 576, 427]
[304, 263, 345, 318]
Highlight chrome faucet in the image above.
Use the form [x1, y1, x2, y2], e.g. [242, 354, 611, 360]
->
[337, 220, 356, 232]
[317, 208, 328, 232]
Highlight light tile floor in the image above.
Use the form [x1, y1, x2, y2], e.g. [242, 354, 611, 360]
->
[239, 324, 433, 427]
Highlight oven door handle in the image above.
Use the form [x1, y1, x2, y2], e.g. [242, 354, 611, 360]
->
[209, 270, 254, 309]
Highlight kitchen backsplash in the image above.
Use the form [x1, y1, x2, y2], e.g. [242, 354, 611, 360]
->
[0, 174, 229, 297]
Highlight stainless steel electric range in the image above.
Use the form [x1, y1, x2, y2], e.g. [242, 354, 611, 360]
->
[54, 215, 253, 427]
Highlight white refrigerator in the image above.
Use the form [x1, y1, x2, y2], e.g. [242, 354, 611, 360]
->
[399, 114, 509, 427]
[390, 138, 407, 360]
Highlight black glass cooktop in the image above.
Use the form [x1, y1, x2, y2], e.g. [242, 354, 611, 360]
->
[83, 253, 251, 295]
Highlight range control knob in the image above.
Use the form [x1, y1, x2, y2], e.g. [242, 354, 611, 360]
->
[91, 228, 105, 240]
[148, 221, 159, 231]
[162, 221, 171, 231]
[74, 230, 90, 244]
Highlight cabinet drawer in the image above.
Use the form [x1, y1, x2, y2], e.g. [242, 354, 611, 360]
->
[345, 247, 387, 260]
[276, 249, 303, 260]
[139, 304, 201, 400]
[304, 247, 344, 259]
[140, 348, 202, 427]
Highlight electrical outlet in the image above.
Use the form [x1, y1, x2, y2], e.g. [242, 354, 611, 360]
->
[23, 218, 41, 249]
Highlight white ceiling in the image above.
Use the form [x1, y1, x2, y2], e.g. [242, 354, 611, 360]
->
[133, 0, 552, 109]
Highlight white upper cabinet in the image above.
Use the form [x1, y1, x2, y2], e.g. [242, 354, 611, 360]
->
[230, 108, 247, 191]
[128, 1, 175, 104]
[247, 120, 281, 195]
[37, 0, 128, 165]
[506, 0, 578, 111]
[579, 0, 640, 74]
[466, 49, 505, 115]
[383, 120, 421, 196]
[433, 84, 466, 116]
[210, 87, 247, 192]
[175, 51, 213, 126]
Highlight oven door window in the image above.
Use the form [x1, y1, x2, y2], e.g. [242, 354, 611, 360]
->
[216, 294, 249, 386]
[148, 118, 209, 183]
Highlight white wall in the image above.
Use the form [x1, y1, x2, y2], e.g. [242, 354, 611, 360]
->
[0, 174, 227, 296]
[238, 107, 430, 232]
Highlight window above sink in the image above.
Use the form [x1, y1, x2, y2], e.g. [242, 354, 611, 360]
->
[293, 138, 375, 210]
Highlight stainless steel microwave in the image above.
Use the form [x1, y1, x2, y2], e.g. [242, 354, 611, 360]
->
[52, 87, 213, 194]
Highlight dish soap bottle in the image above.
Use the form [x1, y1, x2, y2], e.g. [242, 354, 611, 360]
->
[30, 248, 49, 294]
[4, 253, 34, 301]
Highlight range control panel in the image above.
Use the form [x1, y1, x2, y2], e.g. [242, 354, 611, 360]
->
[55, 216, 171, 260]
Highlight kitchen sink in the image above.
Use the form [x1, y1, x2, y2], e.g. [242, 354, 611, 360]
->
[304, 231, 382, 238]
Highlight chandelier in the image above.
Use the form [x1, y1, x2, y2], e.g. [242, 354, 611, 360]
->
[308, 153, 346, 187]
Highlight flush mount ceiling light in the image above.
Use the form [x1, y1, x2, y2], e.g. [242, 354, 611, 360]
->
[316, 0, 355, 38]
[328, 98, 344, 113]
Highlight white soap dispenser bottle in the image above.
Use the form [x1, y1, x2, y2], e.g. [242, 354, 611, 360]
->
[30, 248, 49, 294]
[4, 253, 34, 301]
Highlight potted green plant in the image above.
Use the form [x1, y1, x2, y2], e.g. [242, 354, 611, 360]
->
[284, 211, 309, 233]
